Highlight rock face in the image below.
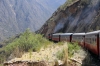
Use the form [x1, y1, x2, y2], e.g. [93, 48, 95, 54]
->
[39, 0, 100, 37]
[0, 0, 66, 41]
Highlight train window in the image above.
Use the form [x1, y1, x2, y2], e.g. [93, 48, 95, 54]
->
[94, 38, 95, 42]
[90, 38, 92, 44]
[78, 37, 79, 41]
[87, 38, 88, 43]
[88, 38, 90, 43]
[95, 38, 96, 42]
[95, 38, 96, 44]
[90, 38, 96, 45]
[92, 38, 94, 44]
[86, 38, 88, 44]
[90, 38, 91, 43]
[77, 37, 78, 41]
[88, 38, 89, 44]
[91, 38, 92, 44]
[88, 38, 89, 43]
[91, 38, 95, 44]
[89, 38, 91, 44]
[80, 38, 81, 41]
[87, 38, 89, 43]
[78, 37, 80, 42]
[85, 38, 87, 43]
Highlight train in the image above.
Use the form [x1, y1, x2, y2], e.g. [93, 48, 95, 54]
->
[48, 30, 100, 57]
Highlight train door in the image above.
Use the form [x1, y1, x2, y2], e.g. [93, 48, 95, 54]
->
[70, 35, 72, 42]
[59, 35, 60, 42]
[99, 33, 100, 58]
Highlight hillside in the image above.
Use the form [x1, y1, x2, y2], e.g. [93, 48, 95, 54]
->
[39, 0, 100, 36]
[0, 29, 82, 66]
[0, 0, 66, 41]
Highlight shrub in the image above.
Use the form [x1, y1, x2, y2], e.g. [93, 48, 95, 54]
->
[0, 29, 52, 62]
[56, 49, 65, 60]
[56, 43, 68, 61]
[60, 0, 77, 10]
[68, 42, 80, 57]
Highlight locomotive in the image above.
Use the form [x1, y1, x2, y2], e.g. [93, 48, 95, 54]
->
[48, 30, 100, 57]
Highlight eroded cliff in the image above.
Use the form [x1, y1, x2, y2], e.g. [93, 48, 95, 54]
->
[39, 0, 100, 37]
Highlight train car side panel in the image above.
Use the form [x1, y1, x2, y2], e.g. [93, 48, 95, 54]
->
[60, 33, 73, 42]
[60, 35, 70, 42]
[52, 35, 59, 42]
[72, 33, 85, 47]
[99, 32, 100, 57]
[85, 33, 99, 55]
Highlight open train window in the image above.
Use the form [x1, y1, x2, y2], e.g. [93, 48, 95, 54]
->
[89, 38, 91, 44]
[91, 38, 96, 45]
[95, 38, 96, 42]
[93, 38, 96, 45]
[90, 38, 91, 44]
[94, 38, 96, 45]
[86, 38, 89, 44]
[86, 38, 88, 43]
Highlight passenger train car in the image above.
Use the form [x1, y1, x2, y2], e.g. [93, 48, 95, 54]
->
[48, 30, 100, 57]
[85, 30, 100, 56]
[72, 33, 85, 47]
[48, 34, 53, 40]
[60, 33, 73, 42]
[52, 33, 62, 42]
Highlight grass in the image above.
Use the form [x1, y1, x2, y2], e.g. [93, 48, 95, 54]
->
[0, 29, 52, 64]
[0, 29, 81, 65]
[57, 41, 65, 45]
[68, 42, 81, 57]
[59, 0, 77, 10]
[59, 0, 90, 10]
[56, 49, 65, 60]
[56, 42, 80, 62]
[55, 42, 68, 63]
[0, 64, 3, 66]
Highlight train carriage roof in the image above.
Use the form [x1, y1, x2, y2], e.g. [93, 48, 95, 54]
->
[86, 30, 100, 35]
[60, 33, 73, 35]
[73, 33, 85, 35]
[52, 33, 63, 35]
[53, 33, 73, 35]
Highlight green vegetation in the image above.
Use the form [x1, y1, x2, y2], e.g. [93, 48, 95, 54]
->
[56, 42, 68, 62]
[0, 29, 52, 64]
[56, 49, 65, 60]
[60, 0, 90, 10]
[57, 41, 64, 45]
[0, 64, 3, 66]
[56, 42, 80, 60]
[0, 29, 81, 65]
[68, 42, 80, 57]
[60, 0, 77, 10]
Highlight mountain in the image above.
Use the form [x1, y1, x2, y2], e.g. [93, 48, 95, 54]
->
[0, 0, 66, 41]
[39, 0, 100, 37]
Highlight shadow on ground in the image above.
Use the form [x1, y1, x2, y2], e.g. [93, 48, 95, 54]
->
[82, 51, 100, 66]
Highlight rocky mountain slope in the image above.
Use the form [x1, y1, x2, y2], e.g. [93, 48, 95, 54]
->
[0, 0, 66, 41]
[39, 0, 100, 37]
